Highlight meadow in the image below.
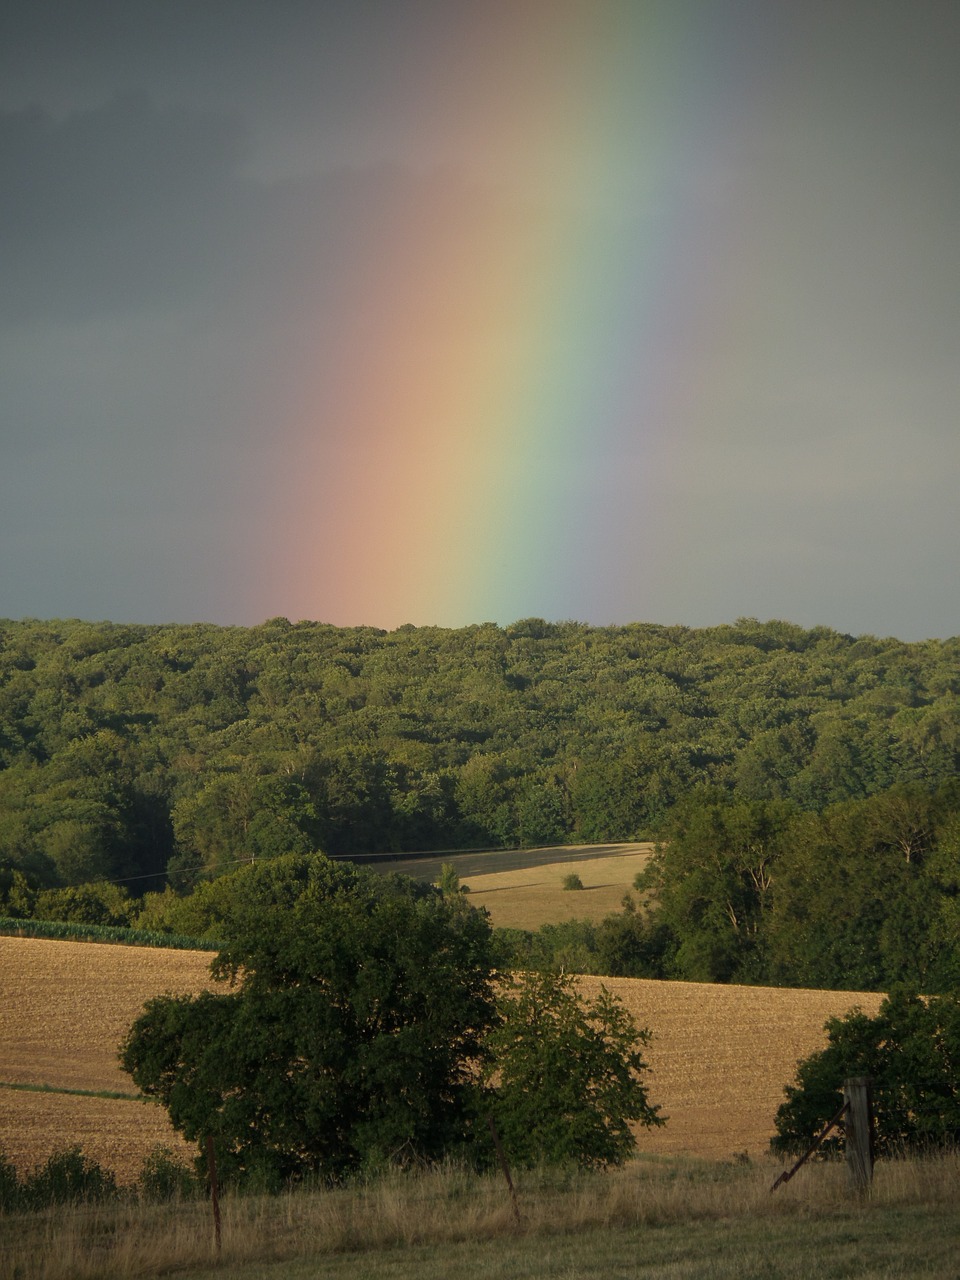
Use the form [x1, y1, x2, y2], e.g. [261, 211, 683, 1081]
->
[3, 1154, 960, 1280]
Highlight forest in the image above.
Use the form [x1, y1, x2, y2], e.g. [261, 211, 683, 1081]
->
[1, 614, 959, 991]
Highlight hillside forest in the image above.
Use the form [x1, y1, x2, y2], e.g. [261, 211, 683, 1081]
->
[2, 615, 959, 992]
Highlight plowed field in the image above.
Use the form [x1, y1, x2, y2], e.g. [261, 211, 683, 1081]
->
[2, 935, 884, 1181]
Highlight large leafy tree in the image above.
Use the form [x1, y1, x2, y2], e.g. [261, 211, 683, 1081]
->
[121, 855, 498, 1186]
[638, 790, 795, 982]
[772, 989, 960, 1157]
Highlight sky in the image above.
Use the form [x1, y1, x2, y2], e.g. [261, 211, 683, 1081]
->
[1, 0, 958, 641]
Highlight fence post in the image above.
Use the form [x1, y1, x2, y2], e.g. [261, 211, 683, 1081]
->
[843, 1076, 874, 1193]
[205, 1135, 222, 1254]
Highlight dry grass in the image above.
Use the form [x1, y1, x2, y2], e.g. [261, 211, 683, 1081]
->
[3, 934, 885, 1183]
[465, 847, 653, 929]
[4, 1153, 960, 1280]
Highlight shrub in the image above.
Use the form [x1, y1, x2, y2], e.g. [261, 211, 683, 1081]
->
[562, 873, 584, 891]
[137, 1145, 198, 1202]
[33, 882, 136, 928]
[0, 1148, 20, 1212]
[772, 989, 960, 1157]
[23, 1147, 119, 1208]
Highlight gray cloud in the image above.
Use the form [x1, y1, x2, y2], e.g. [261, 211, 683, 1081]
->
[1, 94, 249, 321]
[0, 0, 958, 638]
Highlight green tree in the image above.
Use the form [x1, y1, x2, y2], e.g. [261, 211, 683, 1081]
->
[454, 754, 520, 848]
[485, 970, 663, 1168]
[121, 854, 498, 1186]
[772, 990, 960, 1157]
[435, 862, 464, 897]
[638, 790, 794, 982]
[765, 786, 949, 990]
[515, 773, 570, 847]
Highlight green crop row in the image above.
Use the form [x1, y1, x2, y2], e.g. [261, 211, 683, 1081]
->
[0, 916, 217, 951]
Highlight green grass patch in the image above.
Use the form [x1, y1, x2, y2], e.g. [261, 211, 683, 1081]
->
[0, 1081, 141, 1102]
[179, 1207, 960, 1280]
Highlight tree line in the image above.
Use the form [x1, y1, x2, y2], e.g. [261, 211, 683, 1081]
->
[1, 615, 958, 904]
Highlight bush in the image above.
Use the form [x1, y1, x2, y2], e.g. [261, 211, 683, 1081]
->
[485, 970, 664, 1169]
[492, 919, 599, 974]
[137, 1145, 198, 1202]
[33, 882, 136, 928]
[0, 1148, 20, 1212]
[23, 1147, 119, 1208]
[562, 873, 584, 891]
[772, 989, 960, 1157]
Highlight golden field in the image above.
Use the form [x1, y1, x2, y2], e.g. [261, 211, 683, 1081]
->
[463, 846, 652, 929]
[1, 934, 884, 1182]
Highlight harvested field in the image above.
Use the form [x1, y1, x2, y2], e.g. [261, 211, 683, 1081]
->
[576, 975, 883, 1162]
[464, 847, 652, 929]
[1, 936, 212, 1179]
[2, 935, 884, 1181]
[1, 936, 212, 1093]
[0, 1088, 194, 1183]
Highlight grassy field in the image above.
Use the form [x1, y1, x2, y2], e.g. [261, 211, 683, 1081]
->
[463, 846, 652, 929]
[4, 1154, 960, 1279]
[1, 933, 884, 1179]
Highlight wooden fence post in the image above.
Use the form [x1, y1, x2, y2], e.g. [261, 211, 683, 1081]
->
[205, 1135, 222, 1254]
[843, 1076, 874, 1193]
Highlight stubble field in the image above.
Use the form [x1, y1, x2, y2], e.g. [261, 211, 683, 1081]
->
[462, 846, 652, 929]
[1, 933, 884, 1182]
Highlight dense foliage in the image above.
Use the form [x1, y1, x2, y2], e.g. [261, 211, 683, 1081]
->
[121, 855, 497, 1185]
[3, 615, 959, 991]
[121, 854, 660, 1184]
[635, 781, 960, 990]
[2, 615, 958, 896]
[772, 990, 960, 1157]
[486, 970, 663, 1168]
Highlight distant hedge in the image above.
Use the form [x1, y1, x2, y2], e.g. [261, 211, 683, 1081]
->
[0, 917, 217, 951]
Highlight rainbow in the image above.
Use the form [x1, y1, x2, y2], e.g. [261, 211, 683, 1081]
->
[262, 2, 758, 629]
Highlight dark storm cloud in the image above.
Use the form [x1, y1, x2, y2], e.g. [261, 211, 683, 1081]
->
[0, 0, 957, 637]
[0, 94, 249, 321]
[0, 0, 465, 168]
